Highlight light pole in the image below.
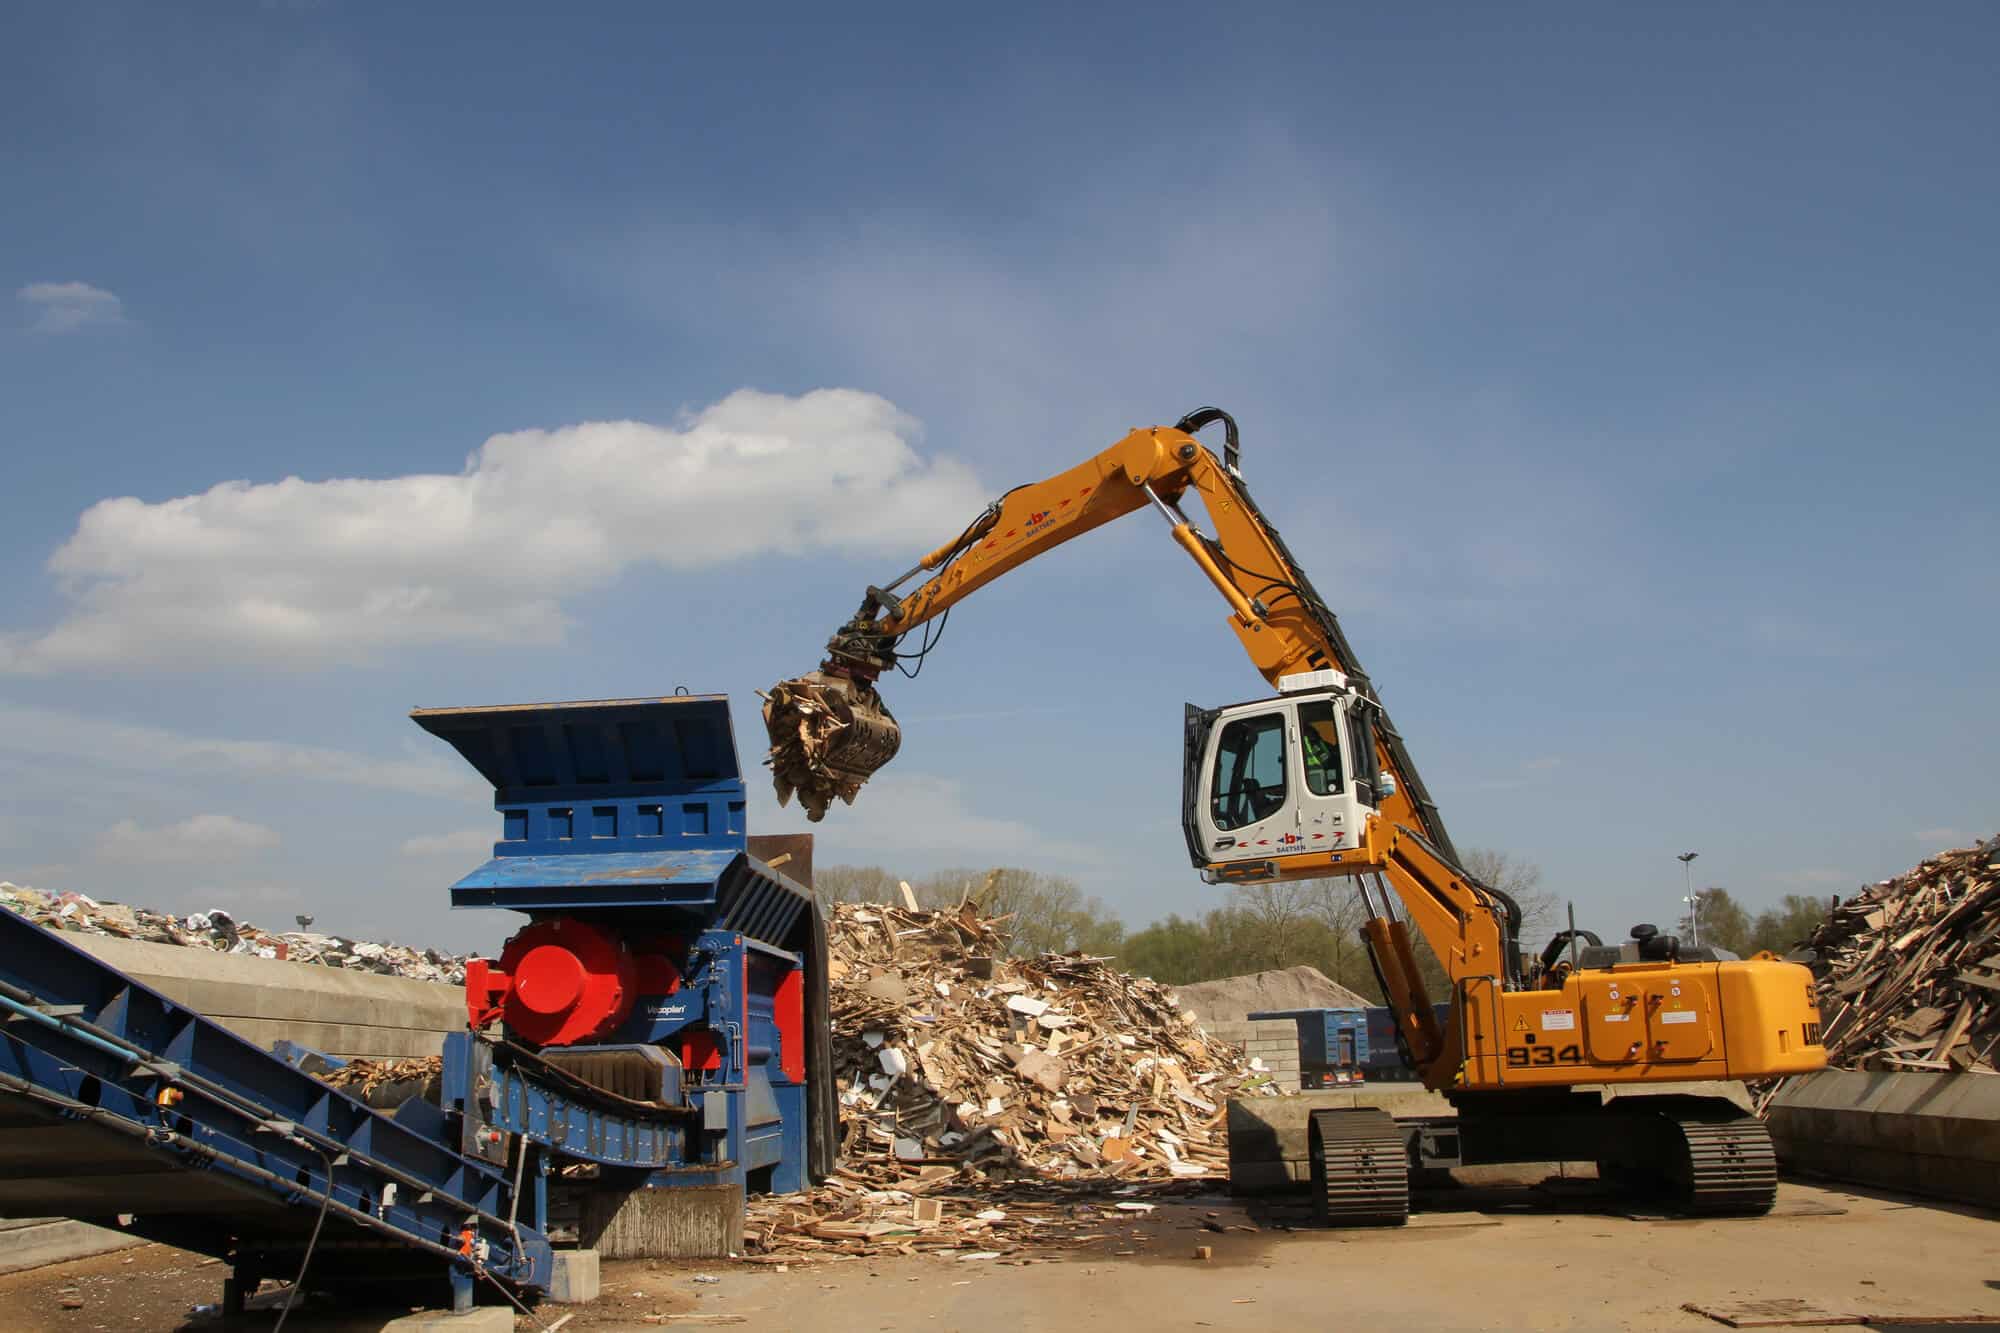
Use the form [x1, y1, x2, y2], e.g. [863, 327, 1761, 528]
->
[1678, 851, 1700, 946]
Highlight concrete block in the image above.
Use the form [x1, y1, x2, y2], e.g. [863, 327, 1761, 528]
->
[379, 1308, 514, 1331]
[1768, 1069, 2000, 1208]
[0, 1218, 140, 1274]
[548, 1248, 600, 1304]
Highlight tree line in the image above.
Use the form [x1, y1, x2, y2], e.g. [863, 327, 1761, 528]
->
[814, 847, 1561, 1002]
[1679, 888, 1833, 959]
[818, 857, 1842, 996]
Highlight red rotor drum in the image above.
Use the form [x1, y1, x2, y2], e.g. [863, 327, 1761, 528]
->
[491, 917, 637, 1046]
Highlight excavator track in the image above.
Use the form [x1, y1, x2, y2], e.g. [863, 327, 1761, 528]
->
[1308, 1108, 1409, 1227]
[1670, 1112, 1778, 1216]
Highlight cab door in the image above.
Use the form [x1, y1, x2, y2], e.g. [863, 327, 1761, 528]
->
[1186, 699, 1301, 868]
[1292, 693, 1372, 858]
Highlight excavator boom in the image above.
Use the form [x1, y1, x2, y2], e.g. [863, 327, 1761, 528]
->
[762, 408, 1452, 863]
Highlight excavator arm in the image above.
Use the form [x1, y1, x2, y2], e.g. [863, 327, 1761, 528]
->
[772, 409, 1453, 857]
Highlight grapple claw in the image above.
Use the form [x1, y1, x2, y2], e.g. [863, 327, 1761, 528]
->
[761, 671, 902, 821]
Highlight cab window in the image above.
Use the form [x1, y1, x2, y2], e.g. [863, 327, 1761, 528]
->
[1211, 713, 1287, 830]
[1298, 700, 1344, 796]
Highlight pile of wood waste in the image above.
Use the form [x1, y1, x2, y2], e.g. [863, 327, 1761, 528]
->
[0, 880, 469, 984]
[745, 901, 1278, 1259]
[311, 1055, 443, 1107]
[1798, 835, 1999, 1075]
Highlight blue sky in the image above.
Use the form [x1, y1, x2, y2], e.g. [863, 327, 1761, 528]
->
[2, 4, 1994, 954]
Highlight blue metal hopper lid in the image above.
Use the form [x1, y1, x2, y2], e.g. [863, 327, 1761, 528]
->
[452, 847, 739, 896]
[410, 695, 740, 796]
[449, 847, 813, 942]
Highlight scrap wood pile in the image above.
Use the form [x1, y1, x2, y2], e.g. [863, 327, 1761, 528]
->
[746, 900, 1277, 1259]
[744, 1176, 1217, 1262]
[314, 1055, 443, 1097]
[1800, 835, 2000, 1075]
[0, 880, 469, 984]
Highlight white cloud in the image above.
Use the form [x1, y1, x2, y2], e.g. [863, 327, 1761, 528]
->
[0, 388, 985, 673]
[400, 828, 495, 857]
[764, 771, 1104, 867]
[0, 702, 475, 798]
[96, 813, 280, 864]
[17, 281, 126, 334]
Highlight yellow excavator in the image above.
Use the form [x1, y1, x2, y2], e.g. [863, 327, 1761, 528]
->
[763, 407, 1825, 1220]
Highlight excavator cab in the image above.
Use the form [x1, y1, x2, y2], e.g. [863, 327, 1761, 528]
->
[1182, 672, 1388, 880]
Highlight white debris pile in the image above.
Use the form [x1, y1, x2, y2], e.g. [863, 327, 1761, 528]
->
[0, 881, 468, 984]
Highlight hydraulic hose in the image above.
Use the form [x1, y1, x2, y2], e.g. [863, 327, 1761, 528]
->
[1174, 406, 1241, 472]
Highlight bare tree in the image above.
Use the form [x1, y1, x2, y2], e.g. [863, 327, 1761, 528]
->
[1459, 847, 1557, 944]
[912, 867, 1124, 957]
[1224, 879, 1318, 971]
[813, 864, 901, 904]
[1298, 877, 1372, 992]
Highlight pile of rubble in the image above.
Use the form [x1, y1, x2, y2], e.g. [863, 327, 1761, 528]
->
[1801, 835, 1999, 1074]
[746, 900, 1276, 1258]
[0, 881, 469, 985]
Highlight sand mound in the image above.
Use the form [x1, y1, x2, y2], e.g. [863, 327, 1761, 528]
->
[1170, 964, 1371, 1027]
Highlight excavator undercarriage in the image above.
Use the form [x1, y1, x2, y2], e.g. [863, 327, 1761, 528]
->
[1308, 1092, 1779, 1225]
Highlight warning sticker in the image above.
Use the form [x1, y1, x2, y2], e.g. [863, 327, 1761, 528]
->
[1512, 1014, 1528, 1032]
[1541, 1010, 1577, 1031]
[1660, 1010, 1698, 1025]
[1602, 1012, 1630, 1023]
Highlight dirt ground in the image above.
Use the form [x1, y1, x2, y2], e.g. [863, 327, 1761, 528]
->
[5, 1180, 1997, 1332]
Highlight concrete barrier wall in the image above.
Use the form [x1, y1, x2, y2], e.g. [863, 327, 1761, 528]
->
[0, 1217, 137, 1275]
[1767, 1069, 2000, 1210]
[1205, 1020, 1304, 1091]
[62, 934, 466, 1061]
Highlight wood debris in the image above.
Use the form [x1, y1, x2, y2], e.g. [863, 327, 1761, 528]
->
[746, 900, 1278, 1259]
[1783, 835, 2000, 1087]
[759, 673, 900, 822]
[314, 1054, 444, 1102]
